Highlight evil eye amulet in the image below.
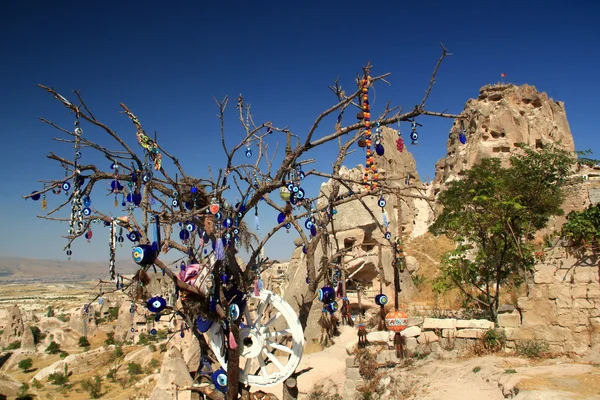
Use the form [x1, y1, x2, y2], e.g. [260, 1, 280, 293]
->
[287, 183, 295, 192]
[82, 207, 92, 216]
[62, 182, 71, 191]
[305, 219, 313, 230]
[325, 301, 338, 314]
[459, 132, 467, 144]
[410, 131, 419, 141]
[147, 296, 167, 313]
[128, 231, 140, 242]
[298, 171, 305, 180]
[142, 172, 153, 183]
[212, 368, 228, 393]
[375, 294, 388, 306]
[229, 303, 240, 320]
[196, 316, 213, 333]
[318, 286, 335, 303]
[185, 222, 195, 232]
[150, 328, 157, 335]
[132, 244, 156, 265]
[245, 149, 252, 158]
[378, 198, 386, 208]
[172, 199, 179, 207]
[30, 191, 41, 201]
[296, 188, 305, 199]
[384, 231, 392, 240]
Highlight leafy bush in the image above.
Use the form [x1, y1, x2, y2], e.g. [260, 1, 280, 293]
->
[471, 329, 506, 355]
[31, 379, 42, 389]
[45, 341, 61, 354]
[6, 341, 21, 350]
[104, 332, 116, 346]
[108, 307, 119, 321]
[411, 274, 427, 288]
[46, 306, 55, 317]
[114, 344, 123, 358]
[107, 368, 118, 382]
[56, 314, 68, 322]
[505, 369, 517, 374]
[127, 362, 143, 376]
[59, 351, 69, 359]
[78, 336, 90, 347]
[472, 366, 481, 373]
[18, 358, 33, 372]
[81, 375, 102, 398]
[515, 339, 549, 358]
[47, 372, 69, 386]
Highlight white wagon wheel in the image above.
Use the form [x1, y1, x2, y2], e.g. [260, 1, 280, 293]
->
[208, 289, 304, 387]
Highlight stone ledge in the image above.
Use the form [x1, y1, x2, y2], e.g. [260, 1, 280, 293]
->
[423, 318, 456, 330]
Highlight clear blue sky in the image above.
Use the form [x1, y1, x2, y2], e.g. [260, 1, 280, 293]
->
[1, 0, 599, 263]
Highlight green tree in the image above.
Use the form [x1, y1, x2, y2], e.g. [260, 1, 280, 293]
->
[45, 341, 61, 355]
[46, 306, 54, 318]
[18, 358, 33, 372]
[127, 362, 142, 376]
[30, 326, 45, 344]
[430, 143, 577, 321]
[78, 336, 90, 348]
[560, 203, 600, 251]
[81, 375, 103, 399]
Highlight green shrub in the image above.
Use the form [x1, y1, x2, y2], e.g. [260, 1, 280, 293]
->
[47, 372, 69, 386]
[30, 326, 45, 344]
[18, 358, 33, 372]
[45, 341, 61, 355]
[6, 341, 21, 350]
[78, 336, 90, 347]
[46, 306, 55, 317]
[114, 344, 123, 358]
[81, 375, 102, 398]
[515, 340, 549, 358]
[128, 362, 143, 376]
[505, 369, 517, 374]
[472, 366, 481, 373]
[107, 368, 118, 382]
[472, 328, 506, 355]
[59, 351, 69, 359]
[31, 379, 42, 389]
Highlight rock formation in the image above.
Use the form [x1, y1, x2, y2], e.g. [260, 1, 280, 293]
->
[433, 84, 575, 188]
[20, 323, 36, 352]
[149, 347, 194, 400]
[0, 305, 24, 348]
[69, 304, 97, 337]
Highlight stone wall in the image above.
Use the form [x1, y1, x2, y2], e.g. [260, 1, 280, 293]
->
[505, 247, 600, 354]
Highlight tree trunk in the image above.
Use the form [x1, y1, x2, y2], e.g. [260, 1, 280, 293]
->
[282, 377, 299, 400]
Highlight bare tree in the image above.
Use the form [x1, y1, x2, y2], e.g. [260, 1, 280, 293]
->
[25, 44, 459, 400]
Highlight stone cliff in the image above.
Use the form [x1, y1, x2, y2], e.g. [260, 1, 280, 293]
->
[433, 84, 575, 188]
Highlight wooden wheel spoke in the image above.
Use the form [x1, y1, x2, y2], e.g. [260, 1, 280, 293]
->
[262, 311, 281, 329]
[257, 354, 268, 377]
[262, 348, 284, 371]
[266, 340, 293, 354]
[264, 328, 292, 339]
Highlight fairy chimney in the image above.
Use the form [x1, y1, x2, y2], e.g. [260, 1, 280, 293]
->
[1, 304, 25, 348]
[69, 304, 98, 337]
[433, 83, 575, 188]
[20, 323, 36, 352]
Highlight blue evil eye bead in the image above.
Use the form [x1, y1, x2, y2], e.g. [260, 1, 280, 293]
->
[212, 368, 228, 393]
[292, 185, 299, 193]
[82, 207, 92, 216]
[303, 246, 307, 254]
[223, 218, 233, 228]
[172, 191, 178, 197]
[375, 294, 388, 306]
[277, 212, 286, 224]
[296, 188, 305, 199]
[245, 147, 252, 158]
[290, 194, 298, 205]
[287, 182, 295, 192]
[375, 143, 385, 156]
[285, 223, 292, 230]
[133, 193, 142, 206]
[30, 191, 41, 201]
[172, 199, 179, 207]
[128, 231, 140, 242]
[111, 162, 118, 170]
[185, 201, 193, 210]
[325, 301, 338, 314]
[224, 232, 231, 240]
[179, 230, 190, 241]
[378, 198, 386, 208]
[384, 231, 392, 240]
[196, 316, 213, 333]
[459, 132, 467, 144]
[147, 296, 167, 313]
[83, 196, 91, 207]
[74, 150, 81, 159]
[150, 328, 157, 335]
[310, 225, 317, 237]
[215, 212, 222, 220]
[305, 219, 313, 230]
[229, 303, 240, 320]
[191, 186, 198, 194]
[142, 172, 152, 183]
[185, 222, 195, 232]
[410, 131, 419, 142]
[62, 182, 71, 191]
[318, 286, 335, 303]
[233, 228, 239, 235]
[130, 327, 135, 333]
[298, 171, 305, 180]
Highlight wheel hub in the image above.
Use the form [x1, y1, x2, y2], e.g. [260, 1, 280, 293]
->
[240, 326, 264, 359]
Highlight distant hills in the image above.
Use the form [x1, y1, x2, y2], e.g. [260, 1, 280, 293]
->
[0, 256, 140, 284]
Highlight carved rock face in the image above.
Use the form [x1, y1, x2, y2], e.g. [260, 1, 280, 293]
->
[433, 83, 575, 188]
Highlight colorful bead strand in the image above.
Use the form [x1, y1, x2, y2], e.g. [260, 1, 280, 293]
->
[360, 77, 378, 191]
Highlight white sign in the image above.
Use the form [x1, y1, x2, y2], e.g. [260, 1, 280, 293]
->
[589, 188, 600, 205]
